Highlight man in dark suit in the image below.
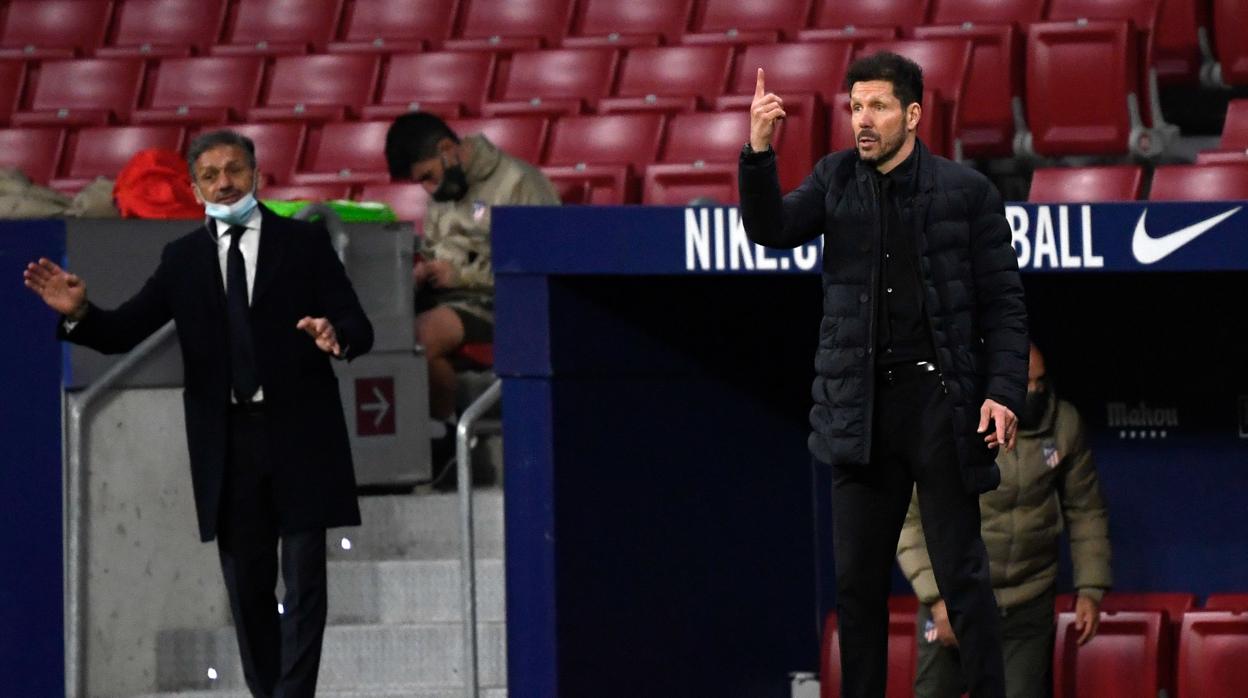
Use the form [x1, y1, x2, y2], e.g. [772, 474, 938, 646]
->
[23, 130, 374, 698]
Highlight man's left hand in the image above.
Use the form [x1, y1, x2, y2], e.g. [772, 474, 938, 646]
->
[1074, 594, 1101, 645]
[296, 316, 341, 357]
[978, 399, 1018, 451]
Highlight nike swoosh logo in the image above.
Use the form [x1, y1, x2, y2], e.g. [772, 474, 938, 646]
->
[1132, 206, 1242, 264]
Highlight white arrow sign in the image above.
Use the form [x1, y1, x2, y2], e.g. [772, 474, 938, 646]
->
[360, 385, 391, 428]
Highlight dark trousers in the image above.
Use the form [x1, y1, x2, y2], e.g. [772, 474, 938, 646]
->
[218, 408, 328, 698]
[831, 369, 1006, 698]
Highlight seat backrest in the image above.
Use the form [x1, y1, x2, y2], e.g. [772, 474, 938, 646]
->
[107, 0, 228, 54]
[614, 46, 733, 102]
[1214, 0, 1248, 85]
[810, 0, 931, 32]
[0, 0, 112, 56]
[144, 57, 265, 112]
[928, 0, 1046, 25]
[729, 42, 854, 105]
[220, 0, 344, 49]
[1053, 611, 1168, 698]
[454, 0, 574, 46]
[819, 611, 841, 698]
[0, 127, 65, 184]
[338, 0, 459, 48]
[1148, 163, 1248, 201]
[1046, 0, 1158, 30]
[357, 182, 430, 225]
[1028, 165, 1144, 202]
[25, 59, 146, 121]
[569, 0, 693, 44]
[1221, 99, 1248, 150]
[301, 121, 391, 176]
[259, 54, 380, 109]
[886, 610, 919, 698]
[447, 116, 550, 165]
[0, 60, 25, 123]
[545, 113, 665, 170]
[1099, 592, 1196, 619]
[659, 111, 751, 164]
[1205, 594, 1248, 612]
[1177, 611, 1248, 698]
[192, 122, 307, 184]
[62, 125, 185, 179]
[376, 52, 496, 115]
[494, 48, 618, 106]
[689, 0, 813, 40]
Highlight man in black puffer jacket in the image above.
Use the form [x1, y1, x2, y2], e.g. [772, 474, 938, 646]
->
[740, 53, 1028, 698]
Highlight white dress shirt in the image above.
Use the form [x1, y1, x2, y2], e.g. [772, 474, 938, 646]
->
[212, 206, 265, 402]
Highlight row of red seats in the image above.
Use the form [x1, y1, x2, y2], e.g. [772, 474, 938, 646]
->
[1029, 161, 1248, 202]
[822, 593, 1248, 698]
[1, 0, 1240, 89]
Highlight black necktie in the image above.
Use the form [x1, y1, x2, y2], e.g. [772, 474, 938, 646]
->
[225, 224, 259, 402]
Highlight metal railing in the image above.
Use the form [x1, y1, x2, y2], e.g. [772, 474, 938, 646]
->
[456, 378, 503, 698]
[63, 321, 178, 698]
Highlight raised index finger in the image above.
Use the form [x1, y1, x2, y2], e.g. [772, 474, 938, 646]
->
[755, 68, 765, 99]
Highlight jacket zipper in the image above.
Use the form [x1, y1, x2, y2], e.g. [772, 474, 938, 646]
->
[864, 175, 883, 461]
[911, 190, 949, 395]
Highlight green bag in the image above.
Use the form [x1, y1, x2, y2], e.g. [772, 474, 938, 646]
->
[261, 198, 397, 223]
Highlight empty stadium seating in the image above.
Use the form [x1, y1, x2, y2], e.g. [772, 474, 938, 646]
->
[1148, 163, 1248, 201]
[858, 38, 973, 159]
[132, 57, 265, 125]
[12, 59, 145, 127]
[598, 46, 733, 115]
[51, 125, 185, 192]
[1214, 0, 1248, 85]
[482, 48, 618, 117]
[1151, 0, 1209, 85]
[0, 0, 111, 59]
[0, 60, 24, 125]
[927, 0, 1046, 25]
[293, 121, 392, 185]
[643, 111, 754, 205]
[260, 183, 353, 202]
[1053, 610, 1169, 698]
[362, 52, 496, 120]
[97, 0, 228, 58]
[248, 54, 381, 122]
[563, 0, 694, 48]
[447, 116, 550, 165]
[327, 0, 460, 54]
[0, 127, 65, 185]
[1176, 611, 1248, 698]
[1204, 594, 1248, 611]
[191, 122, 307, 185]
[211, 0, 344, 56]
[800, 0, 931, 42]
[443, 0, 575, 51]
[541, 113, 665, 204]
[727, 42, 854, 106]
[357, 182, 430, 225]
[682, 0, 811, 46]
[1028, 166, 1145, 202]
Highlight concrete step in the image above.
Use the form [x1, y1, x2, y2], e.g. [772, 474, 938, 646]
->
[157, 623, 506, 691]
[328, 558, 504, 624]
[332, 491, 504, 561]
[132, 689, 508, 698]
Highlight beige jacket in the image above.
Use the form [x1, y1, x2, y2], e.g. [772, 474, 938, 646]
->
[422, 134, 559, 322]
[897, 392, 1112, 608]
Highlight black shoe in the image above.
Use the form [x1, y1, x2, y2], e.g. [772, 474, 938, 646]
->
[429, 432, 458, 491]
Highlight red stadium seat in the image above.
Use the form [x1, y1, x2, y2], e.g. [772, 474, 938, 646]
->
[443, 0, 574, 51]
[1214, 0, 1248, 86]
[0, 0, 111, 59]
[1100, 591, 1196, 697]
[1053, 610, 1169, 698]
[447, 116, 550, 165]
[0, 127, 66, 184]
[830, 90, 947, 158]
[541, 113, 665, 203]
[293, 121, 392, 185]
[327, 0, 459, 54]
[682, 0, 812, 46]
[1056, 592, 1078, 613]
[132, 57, 264, 125]
[912, 24, 1021, 158]
[1176, 611, 1248, 698]
[361, 52, 496, 120]
[52, 125, 185, 192]
[599, 46, 733, 115]
[1151, 0, 1207, 85]
[248, 54, 381, 122]
[1194, 150, 1248, 164]
[889, 595, 920, 614]
[98, 0, 228, 58]
[260, 183, 353, 202]
[819, 611, 842, 698]
[886, 609, 919, 698]
[728, 41, 854, 106]
[482, 48, 618, 117]
[191, 122, 308, 185]
[799, 0, 930, 42]
[928, 0, 1045, 24]
[1220, 100, 1248, 150]
[643, 111, 756, 205]
[12, 59, 145, 127]
[1205, 594, 1248, 612]
[716, 92, 818, 193]
[1045, 0, 1157, 29]
[211, 0, 344, 56]
[1148, 163, 1248, 201]
[858, 39, 972, 159]
[1028, 166, 1145, 202]
[563, 0, 694, 48]
[1024, 21, 1143, 156]
[357, 182, 430, 225]
[0, 60, 25, 125]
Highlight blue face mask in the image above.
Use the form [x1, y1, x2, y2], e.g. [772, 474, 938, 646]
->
[203, 185, 259, 226]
